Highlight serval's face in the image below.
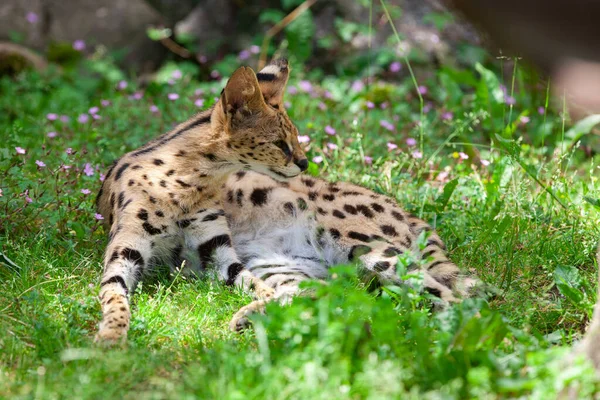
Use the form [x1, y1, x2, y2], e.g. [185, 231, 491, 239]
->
[214, 59, 308, 181]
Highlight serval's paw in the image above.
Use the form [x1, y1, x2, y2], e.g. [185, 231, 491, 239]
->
[253, 278, 275, 300]
[229, 300, 267, 332]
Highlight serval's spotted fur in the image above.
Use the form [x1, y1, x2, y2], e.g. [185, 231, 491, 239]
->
[95, 59, 473, 342]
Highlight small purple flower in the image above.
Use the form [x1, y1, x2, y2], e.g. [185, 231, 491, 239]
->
[83, 163, 94, 176]
[327, 143, 338, 150]
[318, 102, 327, 111]
[92, 114, 101, 120]
[412, 150, 423, 159]
[168, 93, 179, 101]
[323, 91, 333, 99]
[60, 115, 70, 123]
[458, 152, 469, 160]
[66, 148, 73, 155]
[288, 86, 298, 95]
[195, 99, 205, 108]
[250, 45, 260, 54]
[195, 88, 204, 96]
[238, 50, 251, 60]
[101, 100, 111, 107]
[89, 106, 99, 115]
[26, 196, 33, 203]
[520, 116, 530, 124]
[380, 120, 395, 131]
[441, 111, 453, 121]
[389, 62, 402, 73]
[366, 101, 375, 109]
[324, 125, 336, 136]
[78, 114, 89, 123]
[387, 142, 398, 151]
[47, 132, 57, 138]
[47, 113, 58, 121]
[62, 165, 71, 171]
[417, 85, 428, 95]
[364, 156, 373, 165]
[210, 70, 220, 79]
[298, 135, 310, 143]
[0, 188, 2, 197]
[15, 147, 26, 154]
[284, 101, 292, 109]
[199, 55, 208, 64]
[172, 69, 182, 80]
[312, 155, 323, 164]
[298, 80, 313, 93]
[149, 105, 159, 113]
[351, 80, 365, 92]
[35, 160, 46, 167]
[505, 96, 516, 105]
[81, 188, 91, 195]
[117, 80, 128, 90]
[95, 213, 104, 220]
[538, 106, 545, 115]
[423, 102, 432, 113]
[130, 92, 143, 100]
[73, 40, 86, 51]
[99, 173, 106, 182]
[406, 138, 417, 147]
[26, 12, 39, 24]
[481, 159, 491, 166]
[380, 102, 388, 109]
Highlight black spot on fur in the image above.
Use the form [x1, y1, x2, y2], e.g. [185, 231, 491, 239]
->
[381, 225, 398, 237]
[109, 250, 119, 263]
[137, 209, 149, 221]
[301, 177, 315, 187]
[203, 211, 225, 222]
[426, 238, 446, 250]
[391, 210, 404, 221]
[117, 192, 125, 208]
[236, 189, 244, 207]
[383, 247, 402, 257]
[422, 249, 437, 258]
[349, 245, 372, 260]
[322, 194, 335, 201]
[332, 210, 346, 219]
[341, 191, 361, 196]
[197, 234, 232, 266]
[149, 196, 157, 204]
[122, 199, 132, 210]
[297, 198, 308, 210]
[155, 210, 164, 217]
[227, 190, 234, 203]
[114, 163, 131, 180]
[131, 165, 142, 170]
[177, 218, 196, 229]
[427, 260, 446, 271]
[100, 276, 128, 294]
[317, 207, 328, 215]
[153, 159, 164, 166]
[110, 193, 115, 208]
[308, 191, 318, 201]
[284, 202, 296, 215]
[373, 261, 391, 272]
[159, 180, 167, 188]
[204, 153, 218, 162]
[121, 248, 144, 267]
[329, 228, 341, 239]
[128, 179, 135, 187]
[371, 203, 385, 213]
[176, 179, 191, 188]
[166, 169, 176, 176]
[142, 222, 162, 235]
[343, 204, 357, 215]
[236, 170, 246, 180]
[175, 150, 187, 157]
[226, 262, 244, 286]
[348, 231, 371, 242]
[250, 188, 271, 206]
[356, 205, 374, 218]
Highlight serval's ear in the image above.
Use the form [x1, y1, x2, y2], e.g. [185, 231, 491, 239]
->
[221, 66, 267, 123]
[256, 58, 290, 108]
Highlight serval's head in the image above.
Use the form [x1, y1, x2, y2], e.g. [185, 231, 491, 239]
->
[212, 59, 308, 181]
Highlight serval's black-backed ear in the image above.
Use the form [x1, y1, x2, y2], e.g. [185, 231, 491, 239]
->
[221, 66, 267, 122]
[256, 58, 290, 108]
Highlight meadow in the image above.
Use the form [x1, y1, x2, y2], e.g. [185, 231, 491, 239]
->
[1, 40, 600, 398]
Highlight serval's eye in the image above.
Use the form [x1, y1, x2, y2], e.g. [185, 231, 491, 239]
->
[275, 140, 292, 157]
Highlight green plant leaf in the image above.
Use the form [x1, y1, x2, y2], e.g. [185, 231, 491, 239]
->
[554, 265, 584, 304]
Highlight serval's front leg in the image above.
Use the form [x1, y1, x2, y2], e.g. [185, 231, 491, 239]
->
[182, 208, 275, 300]
[95, 213, 166, 344]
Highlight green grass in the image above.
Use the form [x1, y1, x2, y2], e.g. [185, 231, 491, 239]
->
[1, 50, 600, 398]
